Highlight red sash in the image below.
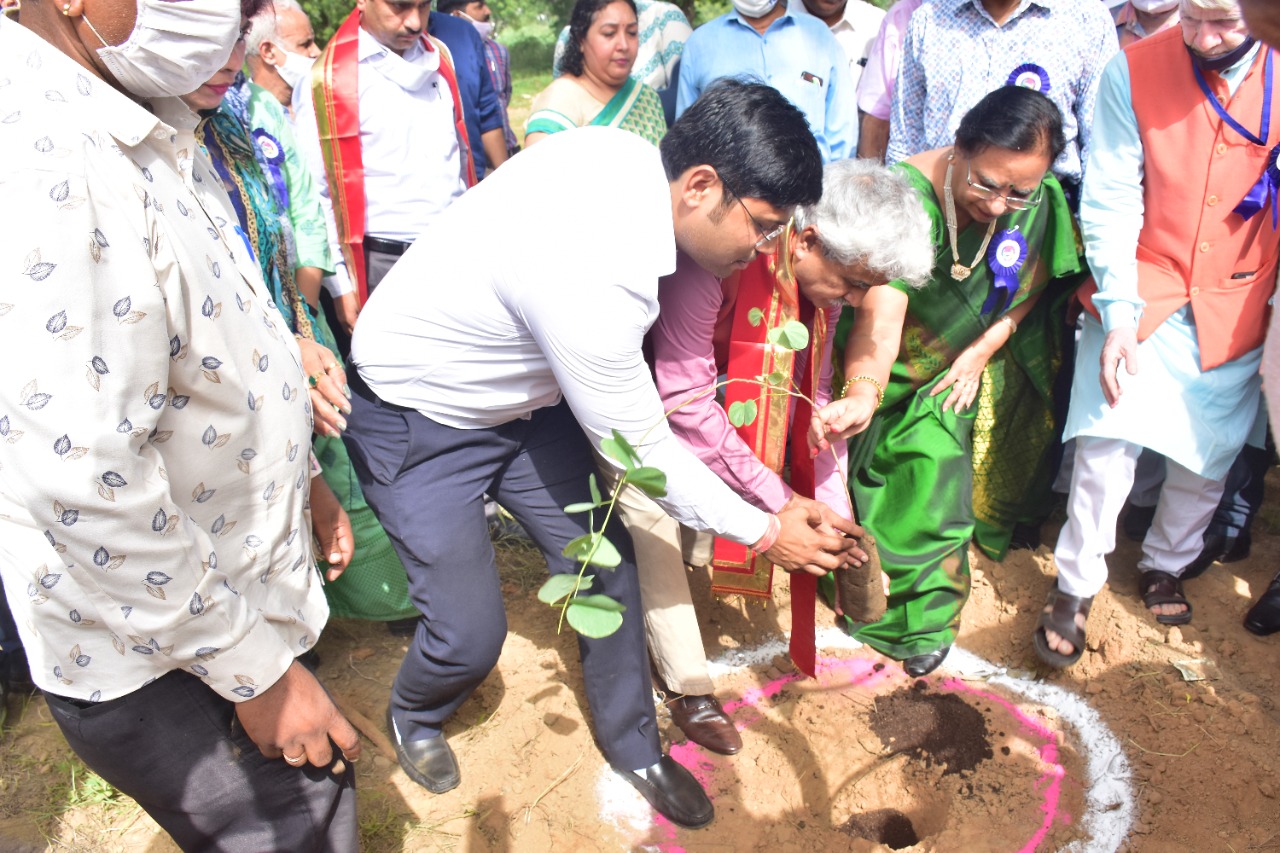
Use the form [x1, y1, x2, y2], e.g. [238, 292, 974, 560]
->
[710, 231, 825, 676]
[311, 12, 476, 303]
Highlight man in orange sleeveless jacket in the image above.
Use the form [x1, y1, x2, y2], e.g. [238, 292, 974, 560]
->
[1036, 0, 1280, 665]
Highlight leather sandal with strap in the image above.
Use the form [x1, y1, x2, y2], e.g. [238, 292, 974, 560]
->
[1140, 570, 1193, 626]
[1032, 584, 1093, 668]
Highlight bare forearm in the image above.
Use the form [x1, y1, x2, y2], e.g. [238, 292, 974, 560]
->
[857, 112, 891, 163]
[481, 129, 509, 171]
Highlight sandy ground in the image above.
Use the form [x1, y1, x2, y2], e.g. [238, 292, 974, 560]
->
[1, 497, 1278, 852]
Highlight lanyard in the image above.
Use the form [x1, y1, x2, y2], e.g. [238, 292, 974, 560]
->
[1193, 48, 1273, 147]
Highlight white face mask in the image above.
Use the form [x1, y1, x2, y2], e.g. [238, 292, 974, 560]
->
[84, 0, 242, 99]
[453, 11, 494, 40]
[1129, 0, 1178, 13]
[273, 48, 316, 90]
[733, 0, 779, 18]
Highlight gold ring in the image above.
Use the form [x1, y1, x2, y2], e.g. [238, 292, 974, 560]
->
[283, 752, 306, 766]
[308, 374, 320, 388]
[324, 363, 337, 373]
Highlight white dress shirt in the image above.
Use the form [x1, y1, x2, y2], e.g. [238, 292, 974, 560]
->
[352, 127, 771, 545]
[0, 19, 327, 703]
[791, 0, 887, 92]
[295, 27, 467, 296]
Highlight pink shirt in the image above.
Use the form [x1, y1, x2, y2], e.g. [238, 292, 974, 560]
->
[649, 250, 850, 518]
[856, 0, 923, 121]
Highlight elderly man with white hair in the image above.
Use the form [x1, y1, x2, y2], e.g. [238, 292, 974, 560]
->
[1036, 0, 1280, 665]
[245, 0, 321, 114]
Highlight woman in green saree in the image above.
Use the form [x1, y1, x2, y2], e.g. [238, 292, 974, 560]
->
[525, 0, 666, 147]
[813, 87, 1087, 676]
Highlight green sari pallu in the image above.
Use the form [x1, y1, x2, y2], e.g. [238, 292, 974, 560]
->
[821, 163, 1086, 660]
[526, 77, 667, 146]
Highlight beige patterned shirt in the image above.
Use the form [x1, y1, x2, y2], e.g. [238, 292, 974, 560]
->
[0, 19, 328, 703]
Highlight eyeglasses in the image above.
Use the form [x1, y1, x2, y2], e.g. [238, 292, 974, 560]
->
[731, 193, 789, 251]
[966, 161, 1043, 211]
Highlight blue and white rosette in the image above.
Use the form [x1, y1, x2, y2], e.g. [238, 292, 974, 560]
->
[1007, 63, 1051, 94]
[1233, 143, 1280, 229]
[252, 128, 290, 210]
[983, 229, 1027, 315]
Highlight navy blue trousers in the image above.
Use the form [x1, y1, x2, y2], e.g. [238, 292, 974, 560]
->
[343, 382, 660, 771]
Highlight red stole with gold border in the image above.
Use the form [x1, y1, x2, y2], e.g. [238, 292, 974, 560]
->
[310, 11, 476, 303]
[711, 232, 826, 676]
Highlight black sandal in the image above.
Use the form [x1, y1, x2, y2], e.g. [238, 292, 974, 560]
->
[1140, 570, 1193, 626]
[1032, 584, 1093, 668]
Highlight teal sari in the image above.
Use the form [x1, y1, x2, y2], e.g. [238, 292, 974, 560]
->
[526, 77, 667, 146]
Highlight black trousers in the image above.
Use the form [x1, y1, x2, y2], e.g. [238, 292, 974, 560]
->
[342, 382, 661, 771]
[46, 670, 357, 852]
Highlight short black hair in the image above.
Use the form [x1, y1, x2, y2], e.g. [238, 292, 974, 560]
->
[954, 86, 1066, 163]
[660, 78, 823, 210]
[436, 0, 470, 14]
[558, 0, 637, 77]
[242, 0, 271, 22]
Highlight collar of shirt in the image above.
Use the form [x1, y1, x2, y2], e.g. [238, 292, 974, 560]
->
[950, 0, 1055, 24]
[791, 0, 882, 35]
[728, 3, 799, 33]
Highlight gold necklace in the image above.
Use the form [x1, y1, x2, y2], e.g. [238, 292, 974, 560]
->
[943, 154, 997, 281]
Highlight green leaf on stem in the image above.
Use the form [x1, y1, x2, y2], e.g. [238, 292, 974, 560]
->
[767, 320, 810, 351]
[537, 573, 593, 605]
[566, 595, 626, 638]
[764, 370, 789, 387]
[600, 429, 642, 469]
[627, 466, 667, 498]
[588, 473, 602, 505]
[563, 501, 598, 514]
[728, 399, 758, 427]
[562, 532, 622, 568]
[747, 307, 764, 327]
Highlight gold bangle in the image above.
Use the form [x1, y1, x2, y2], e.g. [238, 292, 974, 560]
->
[999, 314, 1018, 335]
[842, 374, 884, 408]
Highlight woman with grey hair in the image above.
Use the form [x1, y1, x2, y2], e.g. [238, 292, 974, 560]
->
[632, 157, 931, 756]
[812, 86, 1090, 677]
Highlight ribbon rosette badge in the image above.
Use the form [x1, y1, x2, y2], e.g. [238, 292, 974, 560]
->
[983, 229, 1027, 315]
[1233, 143, 1280, 229]
[250, 128, 291, 210]
[1007, 63, 1051, 94]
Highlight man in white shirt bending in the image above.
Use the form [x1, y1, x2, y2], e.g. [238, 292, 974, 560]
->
[344, 80, 861, 830]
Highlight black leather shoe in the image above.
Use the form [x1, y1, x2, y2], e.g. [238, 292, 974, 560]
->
[386, 707, 460, 794]
[667, 694, 742, 755]
[1244, 575, 1280, 636]
[903, 646, 950, 677]
[615, 755, 714, 828]
[1122, 504, 1156, 542]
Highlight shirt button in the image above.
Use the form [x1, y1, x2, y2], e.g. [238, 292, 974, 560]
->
[1199, 242, 1211, 252]
[1191, 286, 1200, 295]
[1217, 143, 1228, 154]
[1207, 195, 1219, 206]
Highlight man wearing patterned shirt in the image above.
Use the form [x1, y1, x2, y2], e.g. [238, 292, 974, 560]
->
[0, 0, 360, 848]
[440, 0, 519, 156]
[887, 0, 1118, 201]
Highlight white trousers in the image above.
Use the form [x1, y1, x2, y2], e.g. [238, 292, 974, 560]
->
[1053, 436, 1226, 599]
[595, 458, 716, 696]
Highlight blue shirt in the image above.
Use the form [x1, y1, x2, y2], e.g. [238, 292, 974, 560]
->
[428, 12, 503, 178]
[887, 0, 1117, 184]
[675, 5, 856, 162]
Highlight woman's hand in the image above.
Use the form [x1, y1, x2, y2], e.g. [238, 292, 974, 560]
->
[930, 344, 992, 413]
[297, 338, 350, 438]
[310, 475, 353, 582]
[809, 385, 879, 452]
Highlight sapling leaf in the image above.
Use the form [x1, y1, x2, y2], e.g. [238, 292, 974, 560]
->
[588, 473, 602, 505]
[767, 320, 810, 351]
[728, 399, 758, 427]
[747, 307, 764, 327]
[627, 466, 667, 498]
[601, 429, 642, 469]
[765, 370, 789, 387]
[563, 501, 598, 514]
[537, 573, 593, 605]
[562, 532, 622, 568]
[566, 595, 626, 638]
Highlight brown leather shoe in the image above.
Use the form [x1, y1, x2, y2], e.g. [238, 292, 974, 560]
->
[667, 694, 742, 755]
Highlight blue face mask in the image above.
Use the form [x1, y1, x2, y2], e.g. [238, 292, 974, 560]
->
[1190, 35, 1258, 72]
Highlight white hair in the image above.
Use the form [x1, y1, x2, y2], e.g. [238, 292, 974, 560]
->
[1180, 0, 1242, 15]
[793, 159, 934, 289]
[246, 0, 307, 57]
